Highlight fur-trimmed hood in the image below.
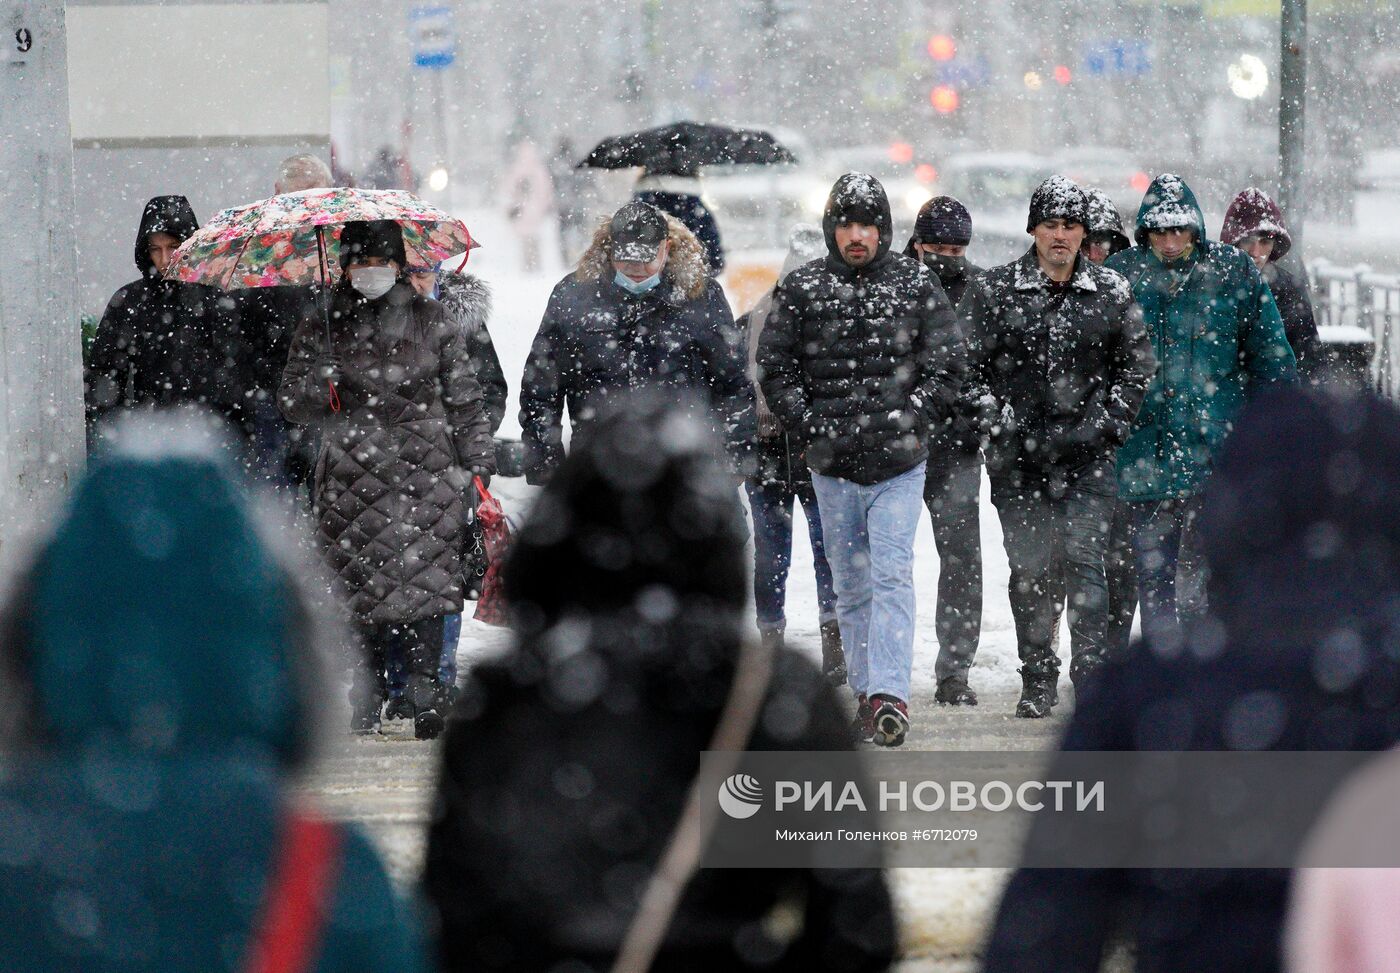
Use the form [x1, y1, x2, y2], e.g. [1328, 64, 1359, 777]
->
[437, 270, 492, 331]
[575, 212, 710, 302]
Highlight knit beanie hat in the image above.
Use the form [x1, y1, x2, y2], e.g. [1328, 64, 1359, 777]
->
[1026, 176, 1090, 232]
[914, 195, 973, 246]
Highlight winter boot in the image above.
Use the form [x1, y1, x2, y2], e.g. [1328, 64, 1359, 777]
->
[383, 695, 414, 722]
[1015, 663, 1060, 719]
[759, 627, 785, 653]
[409, 673, 446, 741]
[850, 693, 875, 745]
[1069, 652, 1106, 694]
[414, 708, 445, 741]
[820, 620, 847, 686]
[871, 694, 910, 747]
[934, 672, 978, 706]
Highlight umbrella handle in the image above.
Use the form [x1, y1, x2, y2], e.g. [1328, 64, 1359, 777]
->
[328, 380, 341, 414]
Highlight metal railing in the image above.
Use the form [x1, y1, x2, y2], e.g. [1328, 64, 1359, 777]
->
[1307, 260, 1400, 394]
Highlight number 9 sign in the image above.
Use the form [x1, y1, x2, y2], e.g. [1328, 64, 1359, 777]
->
[15, 27, 33, 53]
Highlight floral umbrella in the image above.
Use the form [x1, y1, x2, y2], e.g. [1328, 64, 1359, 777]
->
[164, 187, 478, 290]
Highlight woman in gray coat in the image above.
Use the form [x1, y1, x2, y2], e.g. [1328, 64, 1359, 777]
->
[280, 220, 495, 740]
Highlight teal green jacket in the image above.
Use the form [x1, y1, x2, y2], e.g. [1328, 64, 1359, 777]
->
[1107, 174, 1297, 501]
[0, 445, 428, 973]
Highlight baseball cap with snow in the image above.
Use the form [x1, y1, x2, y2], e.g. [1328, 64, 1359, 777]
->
[610, 202, 669, 262]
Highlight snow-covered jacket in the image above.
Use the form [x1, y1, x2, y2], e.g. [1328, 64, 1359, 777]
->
[279, 280, 494, 624]
[1107, 174, 1296, 501]
[437, 270, 508, 434]
[519, 215, 749, 484]
[961, 247, 1156, 478]
[86, 196, 243, 430]
[758, 173, 965, 485]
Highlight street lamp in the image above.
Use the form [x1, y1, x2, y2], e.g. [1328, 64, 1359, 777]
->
[427, 164, 450, 192]
[1228, 54, 1269, 100]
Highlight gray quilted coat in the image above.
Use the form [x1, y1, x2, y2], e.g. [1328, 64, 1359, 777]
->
[279, 280, 495, 624]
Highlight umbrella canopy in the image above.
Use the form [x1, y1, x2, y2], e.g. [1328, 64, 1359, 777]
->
[578, 121, 797, 177]
[164, 187, 478, 290]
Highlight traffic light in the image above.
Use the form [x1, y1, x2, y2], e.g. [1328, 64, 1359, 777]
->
[929, 85, 959, 114]
[927, 34, 956, 62]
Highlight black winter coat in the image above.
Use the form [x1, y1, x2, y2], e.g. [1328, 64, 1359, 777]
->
[86, 196, 243, 431]
[437, 271, 508, 434]
[1262, 263, 1324, 380]
[737, 306, 811, 489]
[520, 217, 750, 484]
[423, 619, 896, 973]
[636, 189, 725, 275]
[983, 386, 1400, 973]
[961, 248, 1156, 478]
[758, 174, 965, 485]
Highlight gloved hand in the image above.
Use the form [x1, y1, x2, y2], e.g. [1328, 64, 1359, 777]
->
[315, 354, 343, 385]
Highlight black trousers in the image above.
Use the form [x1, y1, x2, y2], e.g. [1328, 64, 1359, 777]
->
[924, 453, 983, 681]
[353, 616, 446, 718]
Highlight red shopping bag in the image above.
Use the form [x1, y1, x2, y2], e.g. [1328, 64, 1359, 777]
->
[472, 476, 511, 626]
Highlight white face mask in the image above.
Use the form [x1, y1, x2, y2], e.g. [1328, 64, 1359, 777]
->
[350, 265, 397, 300]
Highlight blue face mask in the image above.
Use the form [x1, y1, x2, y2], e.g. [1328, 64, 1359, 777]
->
[615, 269, 662, 295]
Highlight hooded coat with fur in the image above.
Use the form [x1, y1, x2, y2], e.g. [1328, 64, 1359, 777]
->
[86, 196, 243, 430]
[437, 270, 508, 434]
[279, 279, 495, 624]
[757, 173, 966, 485]
[519, 214, 750, 484]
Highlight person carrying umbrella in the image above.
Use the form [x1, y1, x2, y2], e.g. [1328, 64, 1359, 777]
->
[279, 219, 495, 740]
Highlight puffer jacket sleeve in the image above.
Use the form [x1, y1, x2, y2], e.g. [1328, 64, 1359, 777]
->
[519, 284, 569, 484]
[278, 307, 334, 425]
[439, 314, 495, 474]
[469, 324, 508, 435]
[958, 274, 999, 428]
[1104, 299, 1156, 439]
[1239, 261, 1299, 387]
[757, 276, 815, 438]
[694, 281, 755, 462]
[908, 271, 966, 424]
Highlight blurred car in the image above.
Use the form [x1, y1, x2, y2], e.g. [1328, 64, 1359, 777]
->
[932, 152, 1056, 267]
[816, 143, 939, 220]
[1052, 146, 1153, 219]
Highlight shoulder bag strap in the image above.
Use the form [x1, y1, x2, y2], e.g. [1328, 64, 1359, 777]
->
[244, 810, 343, 973]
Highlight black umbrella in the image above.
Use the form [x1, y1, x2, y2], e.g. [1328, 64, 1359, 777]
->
[578, 121, 797, 177]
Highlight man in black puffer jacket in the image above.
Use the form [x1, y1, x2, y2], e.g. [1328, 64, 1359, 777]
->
[961, 176, 1155, 718]
[759, 172, 965, 748]
[520, 201, 750, 484]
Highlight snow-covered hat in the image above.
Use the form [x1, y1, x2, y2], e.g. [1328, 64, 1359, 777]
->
[1027, 175, 1090, 232]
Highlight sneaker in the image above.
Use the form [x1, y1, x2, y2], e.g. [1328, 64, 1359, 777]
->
[849, 693, 875, 744]
[934, 673, 978, 706]
[414, 708, 445, 741]
[871, 694, 910, 747]
[820, 620, 847, 686]
[1015, 665, 1059, 719]
[383, 696, 414, 721]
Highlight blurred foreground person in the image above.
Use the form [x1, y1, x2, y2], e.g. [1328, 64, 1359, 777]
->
[983, 384, 1400, 973]
[1108, 174, 1296, 646]
[423, 395, 896, 973]
[280, 220, 495, 740]
[0, 414, 425, 973]
[962, 177, 1154, 717]
[759, 173, 964, 747]
[1220, 187, 1324, 380]
[903, 195, 986, 705]
[86, 196, 241, 436]
[740, 223, 843, 680]
[520, 201, 749, 485]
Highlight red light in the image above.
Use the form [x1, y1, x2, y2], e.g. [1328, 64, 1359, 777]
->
[1131, 171, 1152, 193]
[888, 141, 914, 165]
[1054, 65, 1072, 85]
[930, 85, 960, 114]
[927, 34, 956, 62]
[915, 163, 937, 184]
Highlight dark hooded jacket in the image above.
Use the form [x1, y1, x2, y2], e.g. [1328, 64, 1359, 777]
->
[636, 188, 726, 275]
[959, 247, 1156, 478]
[1219, 187, 1324, 378]
[519, 214, 750, 485]
[86, 196, 243, 431]
[279, 278, 495, 624]
[0, 438, 426, 973]
[437, 270, 507, 434]
[982, 385, 1400, 973]
[758, 173, 966, 485]
[423, 396, 895, 973]
[1107, 174, 1297, 501]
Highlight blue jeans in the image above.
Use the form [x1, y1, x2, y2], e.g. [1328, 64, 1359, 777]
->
[745, 479, 837, 633]
[810, 462, 925, 704]
[1129, 496, 1208, 646]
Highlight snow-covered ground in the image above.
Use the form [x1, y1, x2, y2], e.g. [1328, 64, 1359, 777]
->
[300, 214, 1104, 967]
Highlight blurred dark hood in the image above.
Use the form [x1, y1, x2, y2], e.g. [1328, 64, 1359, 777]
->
[822, 172, 893, 267]
[134, 195, 199, 278]
[1198, 385, 1400, 645]
[503, 393, 747, 670]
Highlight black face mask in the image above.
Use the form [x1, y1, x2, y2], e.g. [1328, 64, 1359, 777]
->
[922, 252, 967, 283]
